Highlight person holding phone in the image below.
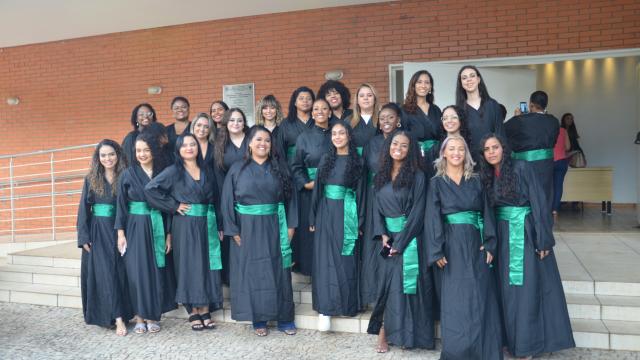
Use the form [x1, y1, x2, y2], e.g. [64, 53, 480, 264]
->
[505, 91, 559, 209]
[365, 130, 434, 353]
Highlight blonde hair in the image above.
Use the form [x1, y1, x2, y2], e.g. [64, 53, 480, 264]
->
[190, 113, 215, 144]
[351, 83, 379, 129]
[433, 135, 476, 180]
[255, 94, 284, 127]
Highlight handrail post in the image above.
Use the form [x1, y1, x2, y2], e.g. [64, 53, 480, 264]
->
[9, 157, 15, 242]
[50, 153, 56, 241]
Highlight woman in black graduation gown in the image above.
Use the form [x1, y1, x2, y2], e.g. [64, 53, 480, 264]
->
[317, 80, 353, 123]
[402, 70, 443, 178]
[456, 65, 504, 162]
[122, 103, 158, 165]
[425, 135, 503, 360]
[213, 108, 248, 285]
[145, 134, 224, 331]
[190, 113, 215, 170]
[115, 132, 177, 334]
[78, 139, 132, 336]
[166, 96, 191, 163]
[276, 86, 315, 165]
[479, 134, 574, 358]
[290, 98, 332, 275]
[255, 94, 285, 134]
[348, 83, 378, 156]
[221, 125, 298, 336]
[360, 103, 402, 305]
[210, 100, 229, 131]
[309, 120, 364, 331]
[366, 130, 435, 353]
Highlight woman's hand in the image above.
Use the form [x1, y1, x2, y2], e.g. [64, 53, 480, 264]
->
[233, 235, 241, 246]
[82, 243, 91, 253]
[218, 231, 224, 241]
[287, 228, 295, 241]
[381, 234, 390, 248]
[480, 245, 494, 264]
[176, 203, 191, 215]
[309, 226, 315, 232]
[117, 235, 127, 256]
[537, 249, 550, 260]
[165, 234, 172, 254]
[436, 256, 448, 269]
[303, 181, 314, 190]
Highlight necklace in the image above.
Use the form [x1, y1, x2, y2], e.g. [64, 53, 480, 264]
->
[142, 166, 153, 178]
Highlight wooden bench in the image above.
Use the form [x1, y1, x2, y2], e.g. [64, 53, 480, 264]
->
[561, 167, 613, 214]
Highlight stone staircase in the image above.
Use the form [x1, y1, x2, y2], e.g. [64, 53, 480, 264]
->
[0, 241, 639, 351]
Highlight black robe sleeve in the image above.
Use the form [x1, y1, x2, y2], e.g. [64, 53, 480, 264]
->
[481, 187, 498, 256]
[308, 155, 326, 229]
[392, 173, 426, 253]
[144, 167, 180, 214]
[425, 178, 445, 266]
[523, 163, 555, 250]
[285, 181, 299, 229]
[221, 164, 240, 237]
[356, 163, 367, 231]
[291, 137, 309, 191]
[77, 178, 92, 247]
[372, 193, 386, 239]
[490, 100, 505, 139]
[114, 172, 129, 231]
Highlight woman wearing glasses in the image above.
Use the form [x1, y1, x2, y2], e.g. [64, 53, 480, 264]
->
[122, 103, 158, 165]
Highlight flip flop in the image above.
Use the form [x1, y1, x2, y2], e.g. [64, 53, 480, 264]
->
[147, 322, 161, 333]
[254, 327, 268, 337]
[134, 322, 146, 334]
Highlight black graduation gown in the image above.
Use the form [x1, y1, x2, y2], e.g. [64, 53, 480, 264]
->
[145, 165, 223, 310]
[465, 98, 504, 162]
[349, 116, 377, 155]
[360, 134, 385, 304]
[115, 166, 177, 320]
[200, 142, 215, 172]
[403, 104, 443, 178]
[309, 155, 365, 317]
[78, 177, 133, 326]
[122, 130, 138, 166]
[221, 160, 298, 323]
[214, 138, 247, 286]
[504, 112, 560, 209]
[276, 117, 315, 165]
[329, 108, 353, 124]
[367, 172, 435, 349]
[290, 125, 331, 275]
[425, 175, 503, 360]
[166, 122, 191, 163]
[493, 161, 574, 357]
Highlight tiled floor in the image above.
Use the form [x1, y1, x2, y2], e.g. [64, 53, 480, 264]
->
[554, 205, 639, 233]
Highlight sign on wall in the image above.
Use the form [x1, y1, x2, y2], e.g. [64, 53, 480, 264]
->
[222, 83, 256, 126]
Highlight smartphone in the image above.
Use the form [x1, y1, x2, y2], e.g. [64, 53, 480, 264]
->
[519, 102, 528, 113]
[379, 237, 394, 258]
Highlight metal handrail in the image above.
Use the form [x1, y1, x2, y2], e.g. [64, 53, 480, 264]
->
[0, 143, 97, 242]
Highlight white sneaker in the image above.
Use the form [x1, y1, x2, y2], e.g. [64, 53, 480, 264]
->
[318, 314, 331, 332]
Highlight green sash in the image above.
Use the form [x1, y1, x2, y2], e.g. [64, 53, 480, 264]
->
[184, 204, 222, 270]
[92, 204, 115, 217]
[385, 215, 419, 295]
[367, 171, 375, 186]
[511, 148, 553, 161]
[356, 147, 363, 156]
[128, 201, 166, 268]
[496, 206, 531, 286]
[323, 184, 358, 256]
[418, 140, 439, 154]
[287, 145, 296, 160]
[234, 202, 292, 268]
[444, 211, 484, 243]
[306, 167, 317, 181]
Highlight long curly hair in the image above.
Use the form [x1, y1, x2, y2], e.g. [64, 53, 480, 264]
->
[478, 133, 520, 206]
[214, 108, 248, 170]
[317, 80, 351, 109]
[285, 87, 315, 122]
[241, 125, 293, 201]
[374, 130, 423, 191]
[439, 105, 471, 144]
[403, 70, 435, 114]
[317, 120, 362, 189]
[455, 65, 491, 116]
[135, 131, 166, 177]
[433, 135, 476, 181]
[87, 139, 126, 197]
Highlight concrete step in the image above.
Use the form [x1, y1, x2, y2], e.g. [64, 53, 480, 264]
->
[563, 279, 640, 297]
[571, 319, 640, 351]
[0, 264, 80, 287]
[0, 280, 81, 308]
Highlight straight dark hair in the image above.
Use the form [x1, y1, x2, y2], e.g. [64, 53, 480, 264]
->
[403, 70, 435, 114]
[455, 65, 491, 113]
[174, 134, 204, 181]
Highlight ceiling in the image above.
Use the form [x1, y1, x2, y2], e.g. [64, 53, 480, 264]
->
[0, 0, 388, 48]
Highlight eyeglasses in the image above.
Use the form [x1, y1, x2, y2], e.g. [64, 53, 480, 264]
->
[442, 115, 459, 121]
[138, 112, 154, 118]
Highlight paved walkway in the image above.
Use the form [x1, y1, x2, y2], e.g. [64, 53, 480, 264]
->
[0, 303, 638, 360]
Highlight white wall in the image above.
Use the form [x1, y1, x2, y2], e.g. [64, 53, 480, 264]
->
[535, 57, 639, 203]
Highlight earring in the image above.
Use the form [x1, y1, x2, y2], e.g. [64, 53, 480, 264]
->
[397, 122, 401, 128]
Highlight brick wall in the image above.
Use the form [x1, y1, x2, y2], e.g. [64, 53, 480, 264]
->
[0, 0, 638, 240]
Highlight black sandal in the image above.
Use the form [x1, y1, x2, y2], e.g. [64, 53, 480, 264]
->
[189, 314, 204, 331]
[200, 313, 216, 329]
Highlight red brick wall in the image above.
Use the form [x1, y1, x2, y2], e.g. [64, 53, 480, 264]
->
[0, 0, 638, 240]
